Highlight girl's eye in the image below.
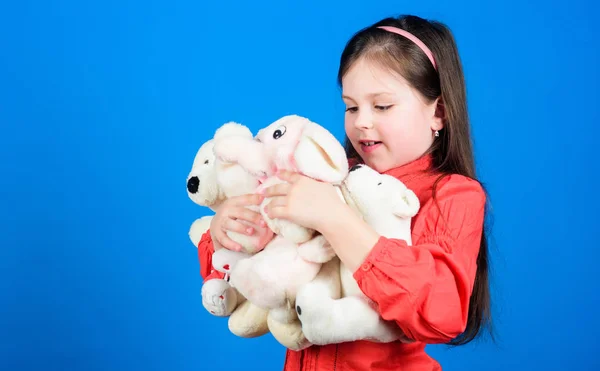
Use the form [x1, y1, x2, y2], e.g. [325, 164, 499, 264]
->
[345, 107, 358, 113]
[375, 105, 393, 111]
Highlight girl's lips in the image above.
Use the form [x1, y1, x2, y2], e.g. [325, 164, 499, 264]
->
[360, 141, 382, 153]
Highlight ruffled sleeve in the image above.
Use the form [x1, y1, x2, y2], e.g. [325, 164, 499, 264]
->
[353, 175, 486, 343]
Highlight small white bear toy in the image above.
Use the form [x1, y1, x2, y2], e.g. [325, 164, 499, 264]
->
[294, 163, 420, 345]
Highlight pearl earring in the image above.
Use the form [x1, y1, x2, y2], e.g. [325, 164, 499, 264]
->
[434, 130, 439, 137]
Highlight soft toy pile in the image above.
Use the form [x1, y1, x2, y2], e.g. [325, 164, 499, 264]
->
[186, 114, 421, 350]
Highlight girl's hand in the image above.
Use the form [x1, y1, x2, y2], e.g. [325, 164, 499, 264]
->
[261, 171, 346, 232]
[210, 194, 265, 252]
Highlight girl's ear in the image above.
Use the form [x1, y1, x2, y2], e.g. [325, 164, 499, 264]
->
[392, 188, 420, 219]
[431, 97, 445, 131]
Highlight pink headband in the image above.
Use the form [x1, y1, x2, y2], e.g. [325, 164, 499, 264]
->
[377, 26, 437, 70]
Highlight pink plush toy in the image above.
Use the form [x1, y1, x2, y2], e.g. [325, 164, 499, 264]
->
[212, 114, 349, 350]
[214, 114, 349, 244]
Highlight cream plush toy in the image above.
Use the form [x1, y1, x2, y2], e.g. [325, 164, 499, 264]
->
[293, 163, 420, 345]
[212, 115, 349, 350]
[186, 122, 273, 339]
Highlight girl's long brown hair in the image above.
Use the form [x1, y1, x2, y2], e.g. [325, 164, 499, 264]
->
[338, 14, 494, 345]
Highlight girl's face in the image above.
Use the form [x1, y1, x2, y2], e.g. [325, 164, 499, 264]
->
[342, 58, 443, 173]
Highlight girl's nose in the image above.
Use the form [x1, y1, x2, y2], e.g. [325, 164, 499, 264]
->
[354, 112, 373, 129]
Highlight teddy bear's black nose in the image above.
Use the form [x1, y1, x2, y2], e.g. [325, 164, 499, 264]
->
[187, 176, 199, 194]
[349, 164, 362, 172]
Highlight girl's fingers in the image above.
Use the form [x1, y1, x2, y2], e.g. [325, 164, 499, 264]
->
[216, 229, 243, 252]
[229, 193, 264, 207]
[265, 204, 287, 220]
[263, 182, 292, 197]
[264, 196, 287, 211]
[224, 218, 254, 235]
[276, 171, 302, 183]
[231, 207, 264, 226]
[264, 196, 288, 219]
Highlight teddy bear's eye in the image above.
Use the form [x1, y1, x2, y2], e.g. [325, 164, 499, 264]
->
[204, 159, 209, 164]
[273, 125, 287, 139]
[377, 182, 382, 186]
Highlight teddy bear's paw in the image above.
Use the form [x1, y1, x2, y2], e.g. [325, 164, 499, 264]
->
[201, 279, 238, 317]
[228, 300, 270, 338]
[267, 312, 312, 351]
[294, 290, 337, 345]
[297, 235, 336, 263]
[275, 219, 315, 244]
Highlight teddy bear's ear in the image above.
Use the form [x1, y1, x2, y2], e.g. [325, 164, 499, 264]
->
[392, 188, 420, 218]
[214, 122, 253, 141]
[294, 123, 349, 184]
[213, 136, 273, 180]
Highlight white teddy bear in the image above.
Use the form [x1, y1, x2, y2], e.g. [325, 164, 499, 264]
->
[186, 122, 273, 339]
[186, 123, 274, 254]
[293, 163, 420, 345]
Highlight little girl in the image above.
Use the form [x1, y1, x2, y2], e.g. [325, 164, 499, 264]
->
[199, 14, 492, 371]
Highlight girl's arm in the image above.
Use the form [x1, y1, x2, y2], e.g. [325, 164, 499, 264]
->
[319, 175, 486, 344]
[318, 202, 381, 272]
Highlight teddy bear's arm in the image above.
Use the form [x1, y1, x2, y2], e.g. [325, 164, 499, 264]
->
[212, 248, 253, 275]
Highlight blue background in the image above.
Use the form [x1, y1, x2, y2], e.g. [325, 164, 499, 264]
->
[1, 0, 597, 370]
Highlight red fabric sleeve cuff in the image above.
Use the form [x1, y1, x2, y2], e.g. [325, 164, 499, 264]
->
[197, 230, 218, 281]
[352, 236, 406, 281]
[198, 230, 213, 250]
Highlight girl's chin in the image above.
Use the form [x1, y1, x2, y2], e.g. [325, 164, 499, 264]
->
[360, 159, 388, 173]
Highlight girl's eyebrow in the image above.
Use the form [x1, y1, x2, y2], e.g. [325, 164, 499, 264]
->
[342, 92, 395, 100]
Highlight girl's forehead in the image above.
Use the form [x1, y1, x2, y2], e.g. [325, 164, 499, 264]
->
[342, 63, 412, 99]
[345, 58, 408, 81]
[345, 58, 390, 78]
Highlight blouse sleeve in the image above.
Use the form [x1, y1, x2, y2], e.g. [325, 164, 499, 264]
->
[197, 230, 225, 282]
[352, 175, 486, 344]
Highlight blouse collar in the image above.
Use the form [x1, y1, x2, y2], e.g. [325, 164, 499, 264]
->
[383, 153, 433, 180]
[347, 153, 434, 183]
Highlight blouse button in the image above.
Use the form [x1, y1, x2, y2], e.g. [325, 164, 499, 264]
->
[361, 263, 370, 271]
